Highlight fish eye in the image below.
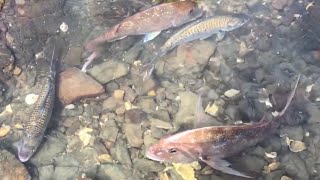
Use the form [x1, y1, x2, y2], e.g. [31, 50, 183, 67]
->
[168, 148, 177, 153]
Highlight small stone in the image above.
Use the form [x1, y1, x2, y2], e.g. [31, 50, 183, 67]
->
[60, 22, 69, 32]
[281, 176, 293, 180]
[65, 104, 76, 110]
[205, 102, 219, 117]
[58, 68, 105, 105]
[0, 125, 10, 137]
[306, 84, 314, 93]
[224, 89, 240, 98]
[147, 90, 157, 97]
[267, 162, 280, 172]
[123, 123, 143, 147]
[150, 119, 173, 130]
[265, 152, 277, 159]
[77, 128, 93, 147]
[25, 93, 39, 105]
[14, 124, 23, 129]
[98, 154, 113, 163]
[87, 60, 130, 84]
[113, 89, 125, 100]
[286, 137, 306, 152]
[124, 102, 133, 110]
[13, 65, 22, 76]
[236, 58, 244, 63]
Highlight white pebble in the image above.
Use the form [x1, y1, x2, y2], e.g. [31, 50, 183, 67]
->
[65, 104, 75, 110]
[25, 94, 39, 105]
[306, 84, 314, 93]
[265, 152, 277, 159]
[224, 89, 240, 98]
[60, 22, 69, 33]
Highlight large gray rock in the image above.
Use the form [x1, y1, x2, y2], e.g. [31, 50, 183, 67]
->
[88, 60, 130, 84]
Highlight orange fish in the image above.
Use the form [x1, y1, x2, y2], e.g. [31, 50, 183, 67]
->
[81, 1, 203, 71]
[146, 74, 301, 178]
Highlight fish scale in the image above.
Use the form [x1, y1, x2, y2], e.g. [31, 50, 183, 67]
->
[159, 15, 249, 55]
[26, 77, 55, 139]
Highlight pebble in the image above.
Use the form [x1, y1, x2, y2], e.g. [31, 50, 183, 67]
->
[0, 150, 31, 180]
[77, 128, 93, 147]
[224, 89, 240, 98]
[58, 68, 105, 105]
[133, 158, 165, 172]
[281, 176, 293, 180]
[286, 137, 306, 152]
[0, 125, 10, 137]
[65, 104, 76, 110]
[13, 65, 22, 76]
[205, 102, 219, 117]
[147, 90, 157, 97]
[265, 152, 277, 159]
[60, 22, 69, 32]
[113, 89, 125, 100]
[123, 123, 143, 147]
[25, 93, 39, 105]
[150, 119, 173, 130]
[87, 60, 130, 84]
[98, 154, 113, 163]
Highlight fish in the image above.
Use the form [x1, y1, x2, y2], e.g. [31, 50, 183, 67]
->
[146, 74, 301, 178]
[81, 1, 204, 72]
[141, 14, 250, 81]
[15, 45, 58, 162]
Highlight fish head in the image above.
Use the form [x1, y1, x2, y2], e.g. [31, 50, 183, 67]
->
[146, 138, 198, 163]
[14, 136, 41, 162]
[173, 2, 204, 26]
[224, 14, 250, 31]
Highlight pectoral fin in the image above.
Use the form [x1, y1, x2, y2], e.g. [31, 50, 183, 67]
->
[200, 157, 252, 178]
[143, 31, 161, 42]
[216, 31, 226, 42]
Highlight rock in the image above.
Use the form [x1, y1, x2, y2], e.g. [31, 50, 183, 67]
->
[110, 139, 132, 167]
[125, 109, 147, 124]
[97, 164, 137, 180]
[102, 97, 121, 111]
[281, 153, 309, 180]
[123, 123, 143, 148]
[0, 125, 10, 137]
[30, 132, 67, 166]
[0, 149, 31, 180]
[65, 104, 76, 110]
[58, 68, 105, 105]
[158, 41, 215, 77]
[77, 127, 94, 147]
[272, 0, 288, 10]
[25, 93, 39, 105]
[205, 102, 219, 117]
[280, 126, 304, 141]
[64, 47, 83, 66]
[100, 120, 119, 142]
[133, 158, 165, 172]
[150, 119, 173, 130]
[53, 166, 79, 180]
[281, 176, 293, 180]
[98, 154, 113, 163]
[113, 89, 125, 100]
[38, 165, 54, 180]
[224, 89, 240, 98]
[175, 91, 198, 128]
[286, 137, 306, 153]
[87, 60, 130, 84]
[13, 65, 22, 76]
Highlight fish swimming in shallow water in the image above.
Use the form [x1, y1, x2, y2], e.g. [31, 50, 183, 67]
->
[15, 46, 58, 162]
[141, 14, 250, 81]
[146, 75, 301, 178]
[81, 1, 204, 71]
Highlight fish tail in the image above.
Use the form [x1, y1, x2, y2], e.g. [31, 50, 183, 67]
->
[141, 55, 159, 82]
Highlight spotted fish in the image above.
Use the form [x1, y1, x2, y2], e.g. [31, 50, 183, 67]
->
[81, 1, 204, 71]
[146, 75, 301, 178]
[15, 46, 58, 162]
[141, 14, 250, 81]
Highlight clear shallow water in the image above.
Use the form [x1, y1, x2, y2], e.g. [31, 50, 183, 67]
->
[0, 0, 320, 180]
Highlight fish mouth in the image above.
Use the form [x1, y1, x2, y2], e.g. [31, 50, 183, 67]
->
[190, 8, 204, 20]
[145, 149, 162, 162]
[18, 152, 32, 162]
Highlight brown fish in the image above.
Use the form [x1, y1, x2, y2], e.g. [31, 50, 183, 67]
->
[146, 74, 301, 178]
[81, 1, 204, 71]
